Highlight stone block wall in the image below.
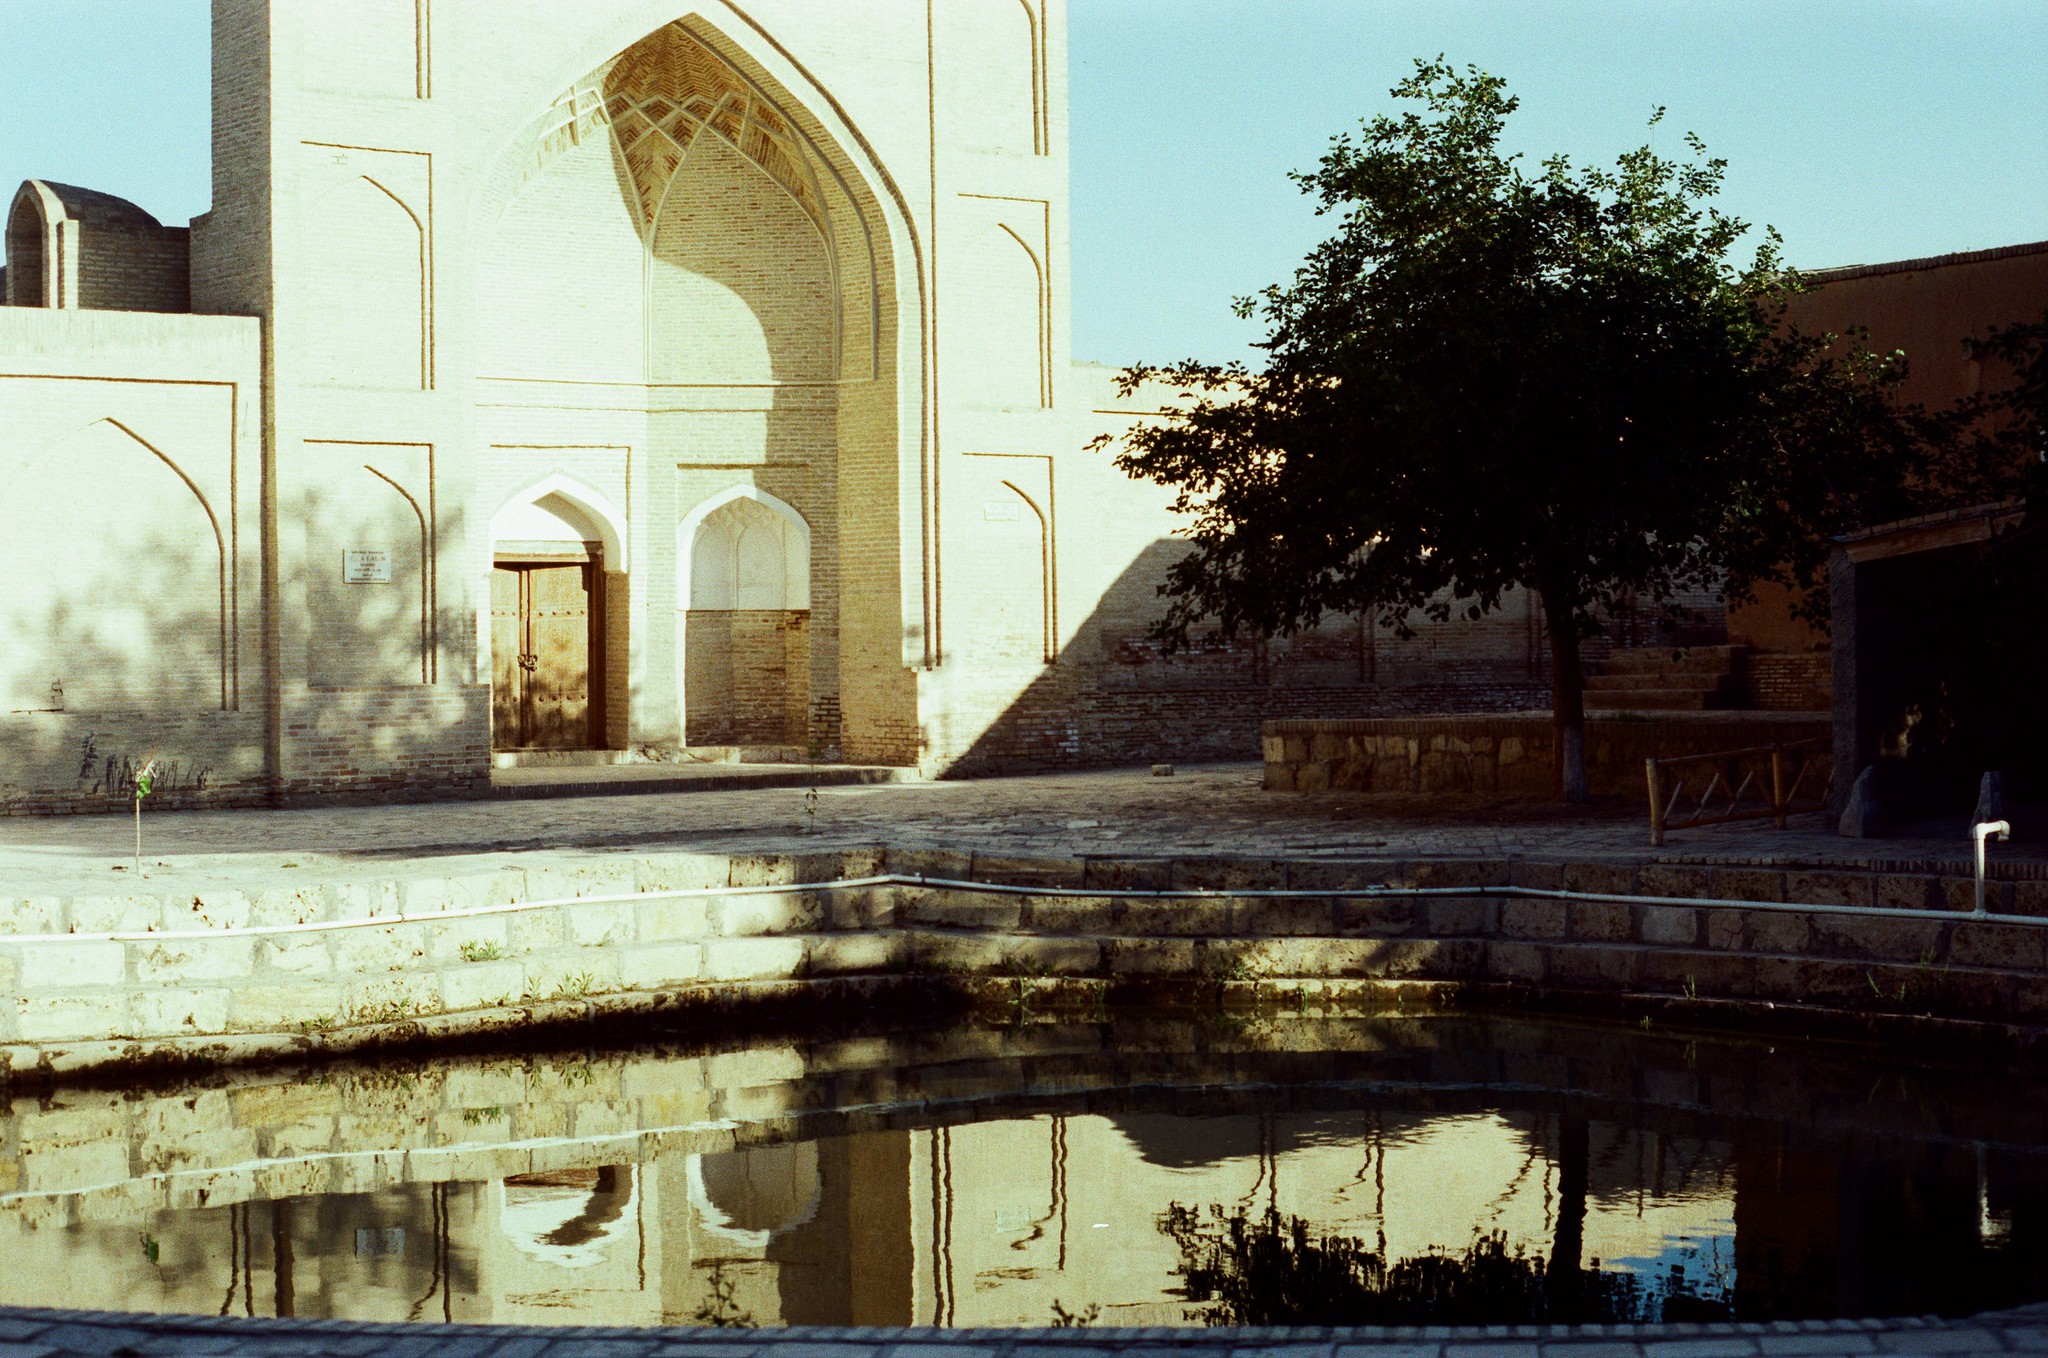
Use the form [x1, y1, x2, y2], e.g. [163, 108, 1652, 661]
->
[3, 845, 2047, 1082]
[1262, 713, 1832, 798]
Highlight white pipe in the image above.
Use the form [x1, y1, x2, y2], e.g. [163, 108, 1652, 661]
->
[4, 868, 2043, 947]
[905, 875, 2048, 928]
[1975, 820, 2011, 917]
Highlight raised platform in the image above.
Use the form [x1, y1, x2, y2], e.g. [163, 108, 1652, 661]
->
[491, 745, 813, 767]
[1264, 712, 1832, 798]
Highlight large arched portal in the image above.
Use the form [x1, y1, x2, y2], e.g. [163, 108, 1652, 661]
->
[471, 15, 920, 762]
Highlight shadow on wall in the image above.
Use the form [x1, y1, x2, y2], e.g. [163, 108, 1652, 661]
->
[935, 531, 1733, 776]
[0, 416, 262, 812]
[280, 484, 487, 806]
[0, 422, 484, 813]
[938, 538, 1560, 776]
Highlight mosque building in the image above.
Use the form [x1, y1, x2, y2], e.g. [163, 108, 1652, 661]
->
[4, 2, 2039, 814]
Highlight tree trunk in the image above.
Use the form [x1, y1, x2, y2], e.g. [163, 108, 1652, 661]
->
[1543, 591, 1589, 803]
[1546, 1115, 1591, 1317]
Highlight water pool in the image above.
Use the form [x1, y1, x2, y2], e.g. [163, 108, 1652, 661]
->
[1, 1014, 2043, 1328]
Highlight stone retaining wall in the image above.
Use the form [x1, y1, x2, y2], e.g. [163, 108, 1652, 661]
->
[1261, 713, 1832, 797]
[4, 847, 2048, 1083]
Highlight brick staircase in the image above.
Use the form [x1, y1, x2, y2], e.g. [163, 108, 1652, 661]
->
[1585, 644, 1746, 712]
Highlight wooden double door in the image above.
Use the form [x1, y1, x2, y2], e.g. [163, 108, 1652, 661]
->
[491, 559, 606, 749]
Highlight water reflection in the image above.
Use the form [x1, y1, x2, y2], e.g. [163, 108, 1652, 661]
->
[0, 1017, 2044, 1327]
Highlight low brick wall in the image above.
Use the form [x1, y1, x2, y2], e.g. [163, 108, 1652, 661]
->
[1262, 713, 1831, 797]
[0, 709, 269, 815]
[4, 846, 2048, 1083]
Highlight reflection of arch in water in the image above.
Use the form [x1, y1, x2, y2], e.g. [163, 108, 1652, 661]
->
[686, 1142, 821, 1247]
[498, 1165, 637, 1270]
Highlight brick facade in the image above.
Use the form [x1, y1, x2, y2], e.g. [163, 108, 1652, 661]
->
[0, 3, 1842, 809]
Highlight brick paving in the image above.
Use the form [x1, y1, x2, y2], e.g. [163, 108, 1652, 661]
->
[0, 1306, 2043, 1357]
[0, 763, 2037, 904]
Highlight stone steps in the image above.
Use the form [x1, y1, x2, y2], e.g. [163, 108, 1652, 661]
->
[1583, 687, 1715, 711]
[492, 745, 809, 768]
[1586, 644, 1745, 713]
[1598, 644, 1744, 676]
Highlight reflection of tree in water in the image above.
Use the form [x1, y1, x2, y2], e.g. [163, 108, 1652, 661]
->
[1161, 1205, 1731, 1326]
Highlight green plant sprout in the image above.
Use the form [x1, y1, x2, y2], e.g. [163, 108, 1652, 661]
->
[131, 753, 159, 877]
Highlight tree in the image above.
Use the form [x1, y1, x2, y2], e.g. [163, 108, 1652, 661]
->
[1102, 61, 1986, 800]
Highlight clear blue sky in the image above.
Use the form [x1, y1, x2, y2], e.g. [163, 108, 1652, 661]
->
[4, 1, 2044, 365]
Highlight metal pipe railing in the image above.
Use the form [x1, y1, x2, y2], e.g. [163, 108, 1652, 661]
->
[6, 867, 2044, 947]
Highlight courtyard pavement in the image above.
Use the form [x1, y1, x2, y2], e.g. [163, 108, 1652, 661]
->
[0, 762, 2039, 903]
[0, 1306, 2045, 1358]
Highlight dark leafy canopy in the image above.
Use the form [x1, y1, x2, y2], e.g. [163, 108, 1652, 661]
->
[1105, 59, 1988, 665]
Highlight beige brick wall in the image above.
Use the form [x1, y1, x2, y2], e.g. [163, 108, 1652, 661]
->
[73, 225, 190, 314]
[8, 0, 1670, 797]
[0, 308, 266, 811]
[685, 610, 810, 744]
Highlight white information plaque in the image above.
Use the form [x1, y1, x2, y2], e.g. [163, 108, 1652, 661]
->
[343, 549, 393, 583]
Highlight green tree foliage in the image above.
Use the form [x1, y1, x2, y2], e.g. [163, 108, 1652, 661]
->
[1103, 61, 1991, 800]
[1161, 1204, 1729, 1326]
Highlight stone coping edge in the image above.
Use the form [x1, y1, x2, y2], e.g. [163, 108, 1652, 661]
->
[10, 973, 2048, 1096]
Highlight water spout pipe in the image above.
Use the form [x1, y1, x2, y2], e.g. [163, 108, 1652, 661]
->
[1975, 820, 2011, 916]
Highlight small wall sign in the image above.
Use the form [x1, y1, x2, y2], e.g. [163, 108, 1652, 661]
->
[982, 500, 1022, 522]
[343, 549, 392, 583]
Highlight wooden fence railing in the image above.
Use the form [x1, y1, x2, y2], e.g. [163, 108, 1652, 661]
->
[1645, 737, 1834, 846]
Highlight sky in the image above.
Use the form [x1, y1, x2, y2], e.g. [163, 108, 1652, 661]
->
[2, 1, 2043, 365]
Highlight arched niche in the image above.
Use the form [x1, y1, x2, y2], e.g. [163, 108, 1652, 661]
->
[487, 476, 630, 751]
[650, 133, 836, 384]
[5, 184, 50, 307]
[467, 8, 930, 760]
[0, 418, 228, 712]
[949, 462, 1052, 666]
[490, 474, 629, 572]
[685, 489, 810, 611]
[499, 1165, 637, 1270]
[679, 487, 811, 747]
[955, 221, 1046, 409]
[305, 175, 426, 389]
[938, 0, 1041, 155]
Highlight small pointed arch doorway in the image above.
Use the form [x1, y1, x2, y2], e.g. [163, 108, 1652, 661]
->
[679, 487, 811, 747]
[488, 477, 629, 751]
